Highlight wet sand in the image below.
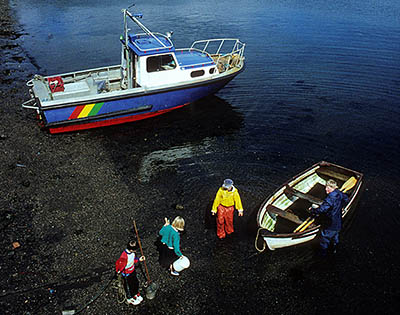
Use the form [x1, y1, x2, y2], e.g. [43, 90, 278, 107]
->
[0, 1, 163, 313]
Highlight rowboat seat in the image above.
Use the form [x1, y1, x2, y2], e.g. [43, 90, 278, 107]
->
[266, 204, 303, 225]
[284, 185, 323, 205]
[316, 168, 349, 182]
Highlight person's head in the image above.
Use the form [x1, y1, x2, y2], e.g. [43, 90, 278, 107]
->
[325, 179, 338, 194]
[222, 178, 233, 191]
[127, 240, 138, 252]
[172, 216, 185, 231]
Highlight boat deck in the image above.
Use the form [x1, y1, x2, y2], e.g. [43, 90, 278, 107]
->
[31, 66, 124, 104]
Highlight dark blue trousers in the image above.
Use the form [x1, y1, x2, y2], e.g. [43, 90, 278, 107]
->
[320, 229, 340, 250]
[122, 271, 139, 299]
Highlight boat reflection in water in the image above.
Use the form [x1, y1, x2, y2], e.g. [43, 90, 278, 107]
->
[96, 95, 245, 183]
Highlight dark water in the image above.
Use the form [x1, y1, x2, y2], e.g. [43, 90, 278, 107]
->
[12, 0, 400, 313]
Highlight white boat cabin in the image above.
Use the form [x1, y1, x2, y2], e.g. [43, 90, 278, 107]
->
[123, 33, 219, 89]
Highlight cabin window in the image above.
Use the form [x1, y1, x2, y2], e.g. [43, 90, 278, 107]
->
[190, 70, 205, 78]
[209, 68, 215, 74]
[147, 54, 176, 72]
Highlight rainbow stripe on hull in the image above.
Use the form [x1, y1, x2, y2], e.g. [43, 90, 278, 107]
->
[69, 103, 104, 120]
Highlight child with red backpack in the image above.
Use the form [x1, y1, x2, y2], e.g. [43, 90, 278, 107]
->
[115, 240, 145, 305]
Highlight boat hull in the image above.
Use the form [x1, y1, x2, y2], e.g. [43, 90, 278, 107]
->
[263, 230, 319, 250]
[41, 73, 238, 134]
[256, 161, 363, 251]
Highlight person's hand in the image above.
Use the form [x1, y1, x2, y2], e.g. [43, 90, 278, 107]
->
[117, 271, 121, 274]
[238, 210, 243, 217]
[139, 256, 145, 262]
[211, 211, 215, 216]
[164, 217, 170, 226]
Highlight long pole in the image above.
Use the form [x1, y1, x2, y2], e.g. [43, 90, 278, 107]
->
[133, 220, 151, 283]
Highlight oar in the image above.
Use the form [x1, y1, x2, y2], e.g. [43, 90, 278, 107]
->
[299, 217, 315, 232]
[293, 216, 312, 233]
[294, 176, 358, 233]
[341, 176, 357, 193]
[133, 220, 159, 300]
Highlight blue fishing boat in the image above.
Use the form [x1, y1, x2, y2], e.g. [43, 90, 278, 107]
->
[22, 8, 245, 134]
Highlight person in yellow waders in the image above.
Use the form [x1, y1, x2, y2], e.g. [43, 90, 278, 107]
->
[211, 179, 244, 239]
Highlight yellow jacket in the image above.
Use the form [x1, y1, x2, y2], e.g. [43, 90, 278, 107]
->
[212, 187, 243, 213]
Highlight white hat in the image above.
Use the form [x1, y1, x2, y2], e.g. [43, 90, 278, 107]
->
[222, 179, 233, 189]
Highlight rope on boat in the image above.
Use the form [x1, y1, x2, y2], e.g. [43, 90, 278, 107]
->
[254, 227, 266, 253]
[33, 74, 46, 83]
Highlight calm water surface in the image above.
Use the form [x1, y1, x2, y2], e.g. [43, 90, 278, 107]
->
[12, 0, 400, 313]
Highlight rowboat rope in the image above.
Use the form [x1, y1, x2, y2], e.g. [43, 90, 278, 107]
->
[254, 227, 266, 252]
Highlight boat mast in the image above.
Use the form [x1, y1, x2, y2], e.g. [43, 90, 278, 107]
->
[122, 7, 172, 89]
[125, 10, 168, 48]
[122, 9, 132, 89]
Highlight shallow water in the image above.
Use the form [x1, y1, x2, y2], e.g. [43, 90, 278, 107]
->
[11, 0, 400, 313]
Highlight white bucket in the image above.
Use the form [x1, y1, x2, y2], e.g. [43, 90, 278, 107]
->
[173, 256, 190, 272]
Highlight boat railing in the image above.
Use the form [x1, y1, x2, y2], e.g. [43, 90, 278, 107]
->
[189, 38, 245, 72]
[21, 97, 38, 110]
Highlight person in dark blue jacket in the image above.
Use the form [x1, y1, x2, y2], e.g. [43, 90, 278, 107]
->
[311, 179, 349, 255]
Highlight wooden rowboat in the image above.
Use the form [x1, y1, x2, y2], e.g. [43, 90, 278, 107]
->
[255, 161, 363, 251]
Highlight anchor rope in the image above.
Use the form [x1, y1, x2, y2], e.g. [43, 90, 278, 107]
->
[254, 227, 266, 253]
